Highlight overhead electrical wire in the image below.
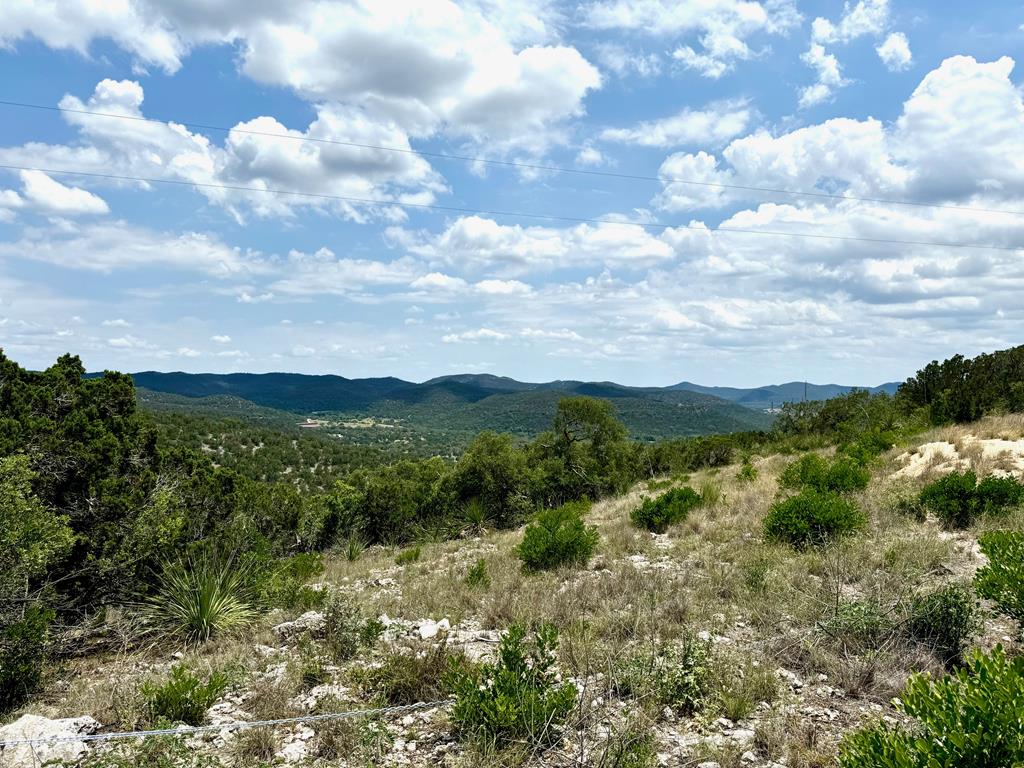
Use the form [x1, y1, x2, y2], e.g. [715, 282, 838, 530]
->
[1, 162, 1020, 254]
[1, 98, 1023, 218]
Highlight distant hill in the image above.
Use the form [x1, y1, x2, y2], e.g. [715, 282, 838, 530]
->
[112, 370, 776, 443]
[670, 380, 901, 411]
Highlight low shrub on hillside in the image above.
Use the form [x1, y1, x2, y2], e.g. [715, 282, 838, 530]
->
[736, 459, 758, 483]
[364, 641, 470, 705]
[905, 584, 981, 667]
[322, 593, 382, 662]
[143, 554, 257, 644]
[260, 552, 326, 610]
[395, 546, 421, 566]
[630, 487, 701, 533]
[763, 489, 866, 547]
[820, 599, 892, 653]
[141, 665, 228, 726]
[615, 633, 713, 716]
[465, 558, 490, 589]
[837, 647, 1024, 768]
[975, 531, 1024, 633]
[449, 623, 576, 747]
[0, 604, 53, 712]
[780, 453, 870, 494]
[919, 471, 1024, 528]
[517, 501, 598, 571]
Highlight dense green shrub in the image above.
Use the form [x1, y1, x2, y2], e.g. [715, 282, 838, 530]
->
[517, 501, 598, 571]
[630, 487, 701, 533]
[260, 552, 326, 610]
[905, 584, 980, 666]
[395, 546, 421, 566]
[919, 471, 1023, 528]
[763, 489, 866, 547]
[321, 593, 381, 661]
[837, 647, 1024, 768]
[0, 604, 53, 712]
[975, 531, 1024, 632]
[143, 554, 257, 644]
[449, 623, 576, 747]
[615, 634, 713, 716]
[779, 453, 870, 493]
[141, 665, 228, 726]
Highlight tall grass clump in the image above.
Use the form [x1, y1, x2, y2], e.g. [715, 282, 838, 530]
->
[140, 665, 228, 726]
[517, 500, 598, 571]
[763, 489, 865, 547]
[975, 531, 1024, 633]
[143, 554, 256, 644]
[630, 487, 701, 533]
[838, 647, 1024, 768]
[615, 633, 713, 716]
[449, 623, 576, 748]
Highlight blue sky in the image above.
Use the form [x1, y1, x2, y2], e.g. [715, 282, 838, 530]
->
[0, 1, 1022, 387]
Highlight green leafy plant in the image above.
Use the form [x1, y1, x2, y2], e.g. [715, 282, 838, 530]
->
[364, 641, 469, 705]
[837, 647, 1024, 768]
[321, 592, 379, 662]
[763, 489, 866, 547]
[448, 623, 576, 747]
[143, 554, 257, 644]
[0, 604, 54, 712]
[260, 552, 326, 610]
[395, 546, 421, 566]
[630, 487, 701, 533]
[904, 584, 981, 666]
[917, 471, 1022, 529]
[140, 665, 228, 726]
[780, 453, 870, 494]
[736, 460, 758, 483]
[345, 534, 365, 562]
[975, 531, 1024, 633]
[615, 633, 713, 716]
[517, 501, 598, 571]
[465, 558, 490, 589]
[976, 475, 1024, 514]
[820, 600, 892, 653]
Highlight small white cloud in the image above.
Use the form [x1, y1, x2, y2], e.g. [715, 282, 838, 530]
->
[237, 291, 274, 303]
[575, 146, 606, 167]
[211, 334, 232, 343]
[475, 279, 532, 295]
[600, 101, 752, 148]
[107, 334, 152, 349]
[102, 318, 131, 327]
[799, 44, 847, 107]
[291, 345, 316, 357]
[176, 347, 200, 358]
[410, 272, 468, 292]
[441, 328, 509, 343]
[877, 32, 912, 71]
[19, 170, 108, 215]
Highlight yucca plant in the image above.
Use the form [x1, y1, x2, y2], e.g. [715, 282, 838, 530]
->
[143, 554, 257, 644]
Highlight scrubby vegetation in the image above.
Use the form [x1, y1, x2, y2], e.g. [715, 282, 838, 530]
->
[3, 345, 1024, 768]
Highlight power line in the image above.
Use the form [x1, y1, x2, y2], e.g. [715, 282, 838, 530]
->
[1, 163, 1021, 253]
[2, 98, 1022, 218]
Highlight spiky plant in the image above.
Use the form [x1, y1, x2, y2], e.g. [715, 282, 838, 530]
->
[143, 554, 257, 644]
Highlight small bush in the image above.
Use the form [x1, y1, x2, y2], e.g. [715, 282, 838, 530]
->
[698, 479, 722, 507]
[780, 454, 869, 494]
[141, 665, 228, 726]
[919, 472, 1023, 529]
[736, 460, 758, 483]
[261, 552, 326, 610]
[837, 647, 1024, 768]
[763, 489, 866, 547]
[345, 535, 365, 562]
[976, 475, 1024, 515]
[517, 501, 598, 571]
[465, 558, 490, 589]
[296, 637, 329, 688]
[395, 546, 421, 566]
[597, 716, 657, 768]
[363, 641, 469, 705]
[143, 554, 256, 644]
[449, 623, 576, 747]
[322, 593, 380, 662]
[715, 657, 779, 722]
[820, 600, 892, 653]
[615, 633, 713, 716]
[905, 584, 980, 666]
[630, 487, 701, 533]
[0, 604, 53, 712]
[975, 530, 1024, 632]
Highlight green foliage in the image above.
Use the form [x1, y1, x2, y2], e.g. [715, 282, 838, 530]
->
[897, 344, 1024, 424]
[736, 459, 758, 483]
[440, 431, 532, 529]
[143, 554, 257, 644]
[905, 584, 981, 667]
[837, 647, 1024, 768]
[321, 593, 380, 662]
[260, 552, 325, 610]
[395, 546, 422, 566]
[779, 453, 870, 493]
[449, 623, 576, 747]
[364, 641, 468, 705]
[517, 500, 599, 571]
[465, 558, 490, 589]
[630, 487, 701, 533]
[975, 531, 1024, 632]
[763, 489, 866, 547]
[345, 534, 366, 562]
[67, 734, 224, 768]
[598, 717, 657, 768]
[615, 634, 713, 716]
[820, 600, 891, 653]
[298, 482, 364, 550]
[141, 665, 228, 726]
[919, 471, 1023, 529]
[0, 604, 54, 712]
